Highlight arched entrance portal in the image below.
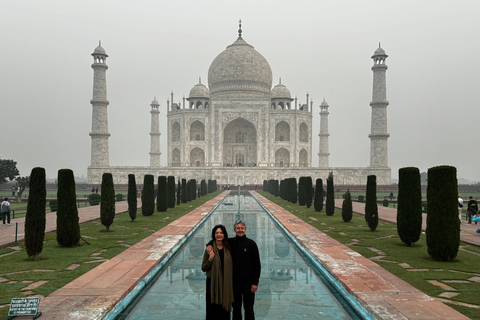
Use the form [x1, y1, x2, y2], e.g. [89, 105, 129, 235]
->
[223, 118, 257, 167]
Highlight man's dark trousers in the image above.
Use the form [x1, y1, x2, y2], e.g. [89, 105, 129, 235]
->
[232, 282, 255, 320]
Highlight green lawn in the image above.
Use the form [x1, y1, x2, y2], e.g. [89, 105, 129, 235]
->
[0, 191, 221, 319]
[258, 191, 480, 320]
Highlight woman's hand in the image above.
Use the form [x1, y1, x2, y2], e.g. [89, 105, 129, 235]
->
[208, 249, 215, 261]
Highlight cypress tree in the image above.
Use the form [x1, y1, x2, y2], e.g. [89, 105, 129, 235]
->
[426, 165, 459, 261]
[56, 169, 80, 247]
[127, 174, 137, 221]
[314, 178, 324, 212]
[201, 180, 207, 196]
[142, 175, 155, 216]
[291, 177, 297, 204]
[186, 180, 192, 202]
[177, 179, 181, 205]
[181, 179, 187, 203]
[365, 175, 378, 231]
[397, 167, 422, 246]
[305, 177, 313, 208]
[167, 176, 176, 208]
[279, 180, 285, 200]
[263, 180, 267, 191]
[326, 172, 335, 216]
[157, 176, 168, 212]
[273, 180, 279, 197]
[342, 189, 353, 222]
[298, 177, 306, 206]
[191, 179, 197, 200]
[100, 173, 115, 231]
[25, 167, 46, 260]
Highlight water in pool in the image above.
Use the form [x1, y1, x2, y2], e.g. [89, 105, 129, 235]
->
[122, 191, 356, 319]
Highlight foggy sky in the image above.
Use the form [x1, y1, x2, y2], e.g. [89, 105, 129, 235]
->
[2, 0, 479, 182]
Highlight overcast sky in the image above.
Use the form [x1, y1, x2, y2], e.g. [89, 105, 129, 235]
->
[2, 0, 479, 183]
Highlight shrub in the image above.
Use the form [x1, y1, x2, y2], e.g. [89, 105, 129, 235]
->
[190, 179, 197, 201]
[49, 199, 58, 212]
[263, 180, 267, 191]
[127, 174, 137, 221]
[100, 173, 115, 231]
[273, 180, 279, 197]
[358, 195, 364, 202]
[186, 180, 192, 202]
[168, 176, 176, 208]
[325, 172, 335, 216]
[365, 175, 378, 231]
[88, 193, 101, 206]
[25, 167, 46, 260]
[157, 176, 168, 212]
[142, 175, 155, 216]
[290, 178, 297, 204]
[305, 177, 313, 208]
[342, 189, 353, 222]
[314, 178, 323, 212]
[201, 180, 207, 197]
[115, 194, 123, 201]
[298, 177, 306, 206]
[56, 169, 80, 247]
[426, 165, 459, 261]
[397, 167, 422, 247]
[382, 198, 389, 207]
[177, 179, 181, 205]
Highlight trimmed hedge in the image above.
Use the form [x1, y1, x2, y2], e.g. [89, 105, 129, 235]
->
[181, 179, 187, 203]
[157, 176, 168, 212]
[325, 172, 335, 216]
[426, 165, 459, 261]
[25, 167, 46, 260]
[298, 177, 306, 206]
[305, 177, 313, 208]
[365, 175, 378, 231]
[342, 189, 353, 222]
[314, 178, 323, 212]
[88, 193, 101, 206]
[397, 167, 422, 246]
[56, 169, 80, 247]
[142, 175, 155, 216]
[168, 176, 176, 208]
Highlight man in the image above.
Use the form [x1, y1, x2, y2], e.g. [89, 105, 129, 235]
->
[467, 196, 478, 225]
[458, 194, 464, 221]
[1, 198, 11, 225]
[207, 220, 261, 320]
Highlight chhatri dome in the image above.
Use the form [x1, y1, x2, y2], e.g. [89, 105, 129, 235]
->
[188, 79, 210, 99]
[207, 22, 272, 97]
[271, 79, 292, 99]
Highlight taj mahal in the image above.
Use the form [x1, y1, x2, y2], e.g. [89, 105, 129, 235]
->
[87, 23, 391, 185]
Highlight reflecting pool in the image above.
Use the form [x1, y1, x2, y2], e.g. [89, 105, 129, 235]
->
[121, 191, 363, 319]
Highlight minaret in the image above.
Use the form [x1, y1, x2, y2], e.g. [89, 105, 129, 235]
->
[318, 99, 330, 167]
[89, 41, 110, 167]
[369, 44, 390, 167]
[149, 97, 161, 167]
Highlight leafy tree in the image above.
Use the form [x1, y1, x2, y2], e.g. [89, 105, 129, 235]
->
[100, 173, 115, 231]
[426, 165, 459, 261]
[342, 189, 353, 222]
[25, 167, 46, 260]
[0, 158, 19, 184]
[305, 177, 313, 208]
[142, 175, 155, 216]
[157, 176, 168, 212]
[15, 176, 30, 201]
[298, 177, 306, 206]
[325, 172, 335, 216]
[127, 174, 137, 221]
[181, 179, 187, 203]
[167, 176, 176, 208]
[56, 169, 80, 247]
[365, 175, 378, 231]
[314, 178, 324, 212]
[397, 167, 422, 246]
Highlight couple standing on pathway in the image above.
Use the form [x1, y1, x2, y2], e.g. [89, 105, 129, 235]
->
[201, 220, 261, 320]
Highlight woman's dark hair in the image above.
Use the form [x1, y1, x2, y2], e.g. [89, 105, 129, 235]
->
[211, 224, 230, 252]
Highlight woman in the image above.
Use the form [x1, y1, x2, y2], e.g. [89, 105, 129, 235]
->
[201, 225, 234, 319]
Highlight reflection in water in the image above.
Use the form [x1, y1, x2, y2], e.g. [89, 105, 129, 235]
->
[124, 191, 353, 319]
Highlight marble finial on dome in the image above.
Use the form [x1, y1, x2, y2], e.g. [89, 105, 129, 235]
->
[238, 19, 242, 38]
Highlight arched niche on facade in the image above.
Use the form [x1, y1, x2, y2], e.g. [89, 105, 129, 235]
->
[275, 147, 290, 167]
[190, 120, 205, 141]
[299, 122, 308, 142]
[222, 118, 257, 167]
[172, 148, 181, 166]
[190, 147, 205, 166]
[275, 121, 290, 142]
[299, 148, 308, 167]
[172, 122, 180, 142]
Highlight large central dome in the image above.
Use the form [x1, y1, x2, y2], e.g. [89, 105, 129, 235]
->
[208, 36, 273, 97]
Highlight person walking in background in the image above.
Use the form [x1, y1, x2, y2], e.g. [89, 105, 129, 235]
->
[202, 225, 234, 320]
[458, 194, 464, 222]
[467, 196, 478, 224]
[473, 213, 480, 234]
[1, 198, 11, 225]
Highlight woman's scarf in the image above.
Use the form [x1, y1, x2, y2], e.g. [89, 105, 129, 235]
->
[210, 241, 234, 311]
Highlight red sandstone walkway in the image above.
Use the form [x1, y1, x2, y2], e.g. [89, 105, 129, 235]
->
[34, 192, 468, 319]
